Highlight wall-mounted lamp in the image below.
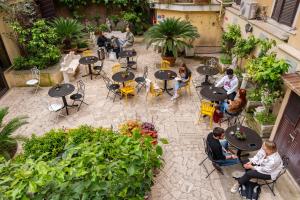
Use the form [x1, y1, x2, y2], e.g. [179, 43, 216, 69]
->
[245, 23, 253, 33]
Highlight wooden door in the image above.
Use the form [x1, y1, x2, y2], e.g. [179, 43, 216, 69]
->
[274, 92, 300, 185]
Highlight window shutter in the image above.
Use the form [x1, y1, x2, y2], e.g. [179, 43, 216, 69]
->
[279, 0, 300, 26]
[272, 0, 285, 21]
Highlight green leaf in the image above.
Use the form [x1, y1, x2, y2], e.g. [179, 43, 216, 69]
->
[28, 181, 37, 193]
[156, 146, 163, 156]
[159, 138, 169, 144]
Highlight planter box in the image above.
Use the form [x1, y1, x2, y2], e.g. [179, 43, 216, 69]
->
[4, 63, 63, 88]
[253, 117, 274, 138]
[245, 100, 263, 112]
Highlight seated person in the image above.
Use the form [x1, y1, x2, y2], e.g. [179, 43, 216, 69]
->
[215, 68, 238, 100]
[171, 63, 191, 100]
[222, 89, 247, 114]
[207, 127, 239, 166]
[110, 36, 121, 58]
[120, 27, 135, 48]
[97, 32, 108, 49]
[231, 140, 283, 193]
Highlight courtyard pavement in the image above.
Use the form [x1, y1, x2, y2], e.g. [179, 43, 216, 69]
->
[0, 41, 298, 200]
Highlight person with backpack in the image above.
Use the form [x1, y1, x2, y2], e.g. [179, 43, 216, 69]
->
[231, 140, 283, 193]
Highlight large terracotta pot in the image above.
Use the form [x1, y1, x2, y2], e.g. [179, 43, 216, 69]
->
[161, 56, 176, 66]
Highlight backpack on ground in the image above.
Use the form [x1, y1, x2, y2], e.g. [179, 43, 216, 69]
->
[239, 181, 261, 200]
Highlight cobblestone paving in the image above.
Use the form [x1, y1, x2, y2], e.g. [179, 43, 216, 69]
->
[0, 41, 292, 200]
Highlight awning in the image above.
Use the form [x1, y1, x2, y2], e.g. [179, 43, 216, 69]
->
[282, 73, 300, 96]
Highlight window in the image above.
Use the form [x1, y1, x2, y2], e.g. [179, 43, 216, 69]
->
[272, 0, 300, 27]
[234, 0, 241, 5]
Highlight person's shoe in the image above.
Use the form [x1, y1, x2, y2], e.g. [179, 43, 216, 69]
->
[230, 183, 239, 193]
[171, 94, 179, 101]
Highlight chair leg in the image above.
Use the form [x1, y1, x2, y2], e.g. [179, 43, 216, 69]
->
[267, 182, 276, 196]
[77, 101, 83, 111]
[107, 90, 111, 99]
[199, 157, 208, 166]
[206, 168, 216, 178]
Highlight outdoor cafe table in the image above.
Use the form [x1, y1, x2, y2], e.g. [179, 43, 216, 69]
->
[119, 50, 137, 70]
[48, 83, 75, 115]
[225, 125, 263, 160]
[200, 86, 227, 102]
[196, 65, 219, 87]
[79, 56, 99, 80]
[154, 70, 177, 96]
[112, 71, 135, 87]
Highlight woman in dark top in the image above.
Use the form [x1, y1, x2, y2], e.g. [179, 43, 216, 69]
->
[171, 63, 192, 100]
[207, 127, 239, 166]
[97, 32, 108, 49]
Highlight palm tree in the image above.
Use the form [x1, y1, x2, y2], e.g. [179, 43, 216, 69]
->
[50, 17, 84, 50]
[145, 18, 199, 59]
[0, 107, 27, 160]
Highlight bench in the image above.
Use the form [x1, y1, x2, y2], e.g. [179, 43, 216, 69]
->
[60, 51, 80, 83]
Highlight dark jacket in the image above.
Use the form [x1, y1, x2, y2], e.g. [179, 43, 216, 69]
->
[207, 132, 226, 160]
[97, 35, 108, 47]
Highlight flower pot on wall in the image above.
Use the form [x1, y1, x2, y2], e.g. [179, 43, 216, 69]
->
[185, 46, 195, 57]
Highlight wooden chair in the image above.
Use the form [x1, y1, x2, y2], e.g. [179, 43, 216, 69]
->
[120, 80, 135, 103]
[82, 50, 93, 57]
[199, 100, 216, 128]
[112, 63, 121, 74]
[160, 60, 170, 70]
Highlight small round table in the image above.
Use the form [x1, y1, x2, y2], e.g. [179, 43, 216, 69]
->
[119, 50, 137, 70]
[225, 125, 262, 160]
[79, 56, 99, 80]
[48, 83, 75, 115]
[200, 86, 227, 102]
[112, 71, 135, 86]
[154, 70, 177, 96]
[196, 65, 219, 86]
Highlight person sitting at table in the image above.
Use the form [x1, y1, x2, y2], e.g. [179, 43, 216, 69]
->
[221, 89, 247, 114]
[215, 68, 238, 101]
[207, 127, 239, 166]
[120, 27, 135, 48]
[97, 32, 108, 49]
[111, 36, 121, 58]
[230, 140, 283, 193]
[171, 63, 191, 100]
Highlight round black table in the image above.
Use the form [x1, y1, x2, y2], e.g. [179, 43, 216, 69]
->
[48, 83, 75, 115]
[225, 125, 262, 160]
[112, 71, 135, 86]
[79, 56, 99, 80]
[196, 65, 219, 86]
[154, 70, 177, 96]
[119, 50, 137, 70]
[200, 86, 227, 101]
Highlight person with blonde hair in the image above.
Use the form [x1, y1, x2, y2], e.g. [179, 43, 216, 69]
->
[231, 140, 283, 193]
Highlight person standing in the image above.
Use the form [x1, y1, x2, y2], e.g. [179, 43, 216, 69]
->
[106, 18, 112, 33]
[215, 68, 239, 100]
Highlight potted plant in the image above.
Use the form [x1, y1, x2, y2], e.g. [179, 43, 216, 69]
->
[145, 18, 199, 65]
[50, 17, 84, 51]
[0, 107, 27, 160]
[245, 88, 263, 112]
[219, 53, 232, 71]
[253, 110, 276, 138]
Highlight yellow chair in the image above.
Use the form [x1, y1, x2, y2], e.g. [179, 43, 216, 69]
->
[178, 76, 192, 95]
[147, 82, 163, 100]
[112, 63, 121, 74]
[199, 100, 216, 128]
[120, 80, 135, 103]
[83, 50, 93, 57]
[160, 60, 170, 70]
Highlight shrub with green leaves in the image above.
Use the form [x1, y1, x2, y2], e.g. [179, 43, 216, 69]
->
[0, 126, 164, 199]
[255, 111, 276, 125]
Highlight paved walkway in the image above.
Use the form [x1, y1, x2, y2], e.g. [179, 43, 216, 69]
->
[0, 41, 298, 200]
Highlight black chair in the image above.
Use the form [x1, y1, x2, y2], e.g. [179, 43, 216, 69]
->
[199, 138, 224, 178]
[70, 80, 88, 111]
[135, 66, 148, 93]
[103, 75, 121, 102]
[258, 156, 289, 196]
[220, 108, 245, 127]
[93, 48, 105, 78]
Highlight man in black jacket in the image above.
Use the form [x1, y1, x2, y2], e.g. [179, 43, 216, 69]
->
[207, 127, 239, 166]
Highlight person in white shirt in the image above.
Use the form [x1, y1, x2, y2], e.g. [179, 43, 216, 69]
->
[215, 68, 238, 100]
[231, 140, 283, 193]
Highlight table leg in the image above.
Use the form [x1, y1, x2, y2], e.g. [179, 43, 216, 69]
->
[62, 96, 69, 115]
[201, 75, 212, 86]
[89, 64, 93, 80]
[161, 80, 173, 96]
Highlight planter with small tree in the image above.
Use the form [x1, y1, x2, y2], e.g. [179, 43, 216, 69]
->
[145, 18, 199, 65]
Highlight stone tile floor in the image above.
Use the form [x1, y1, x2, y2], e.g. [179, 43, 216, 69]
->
[0, 41, 299, 200]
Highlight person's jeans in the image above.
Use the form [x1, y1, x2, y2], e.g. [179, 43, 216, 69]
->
[238, 170, 271, 185]
[215, 140, 239, 166]
[174, 81, 186, 92]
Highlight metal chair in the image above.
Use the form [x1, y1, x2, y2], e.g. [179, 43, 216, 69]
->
[103, 75, 121, 102]
[258, 156, 289, 196]
[199, 138, 224, 178]
[70, 80, 88, 111]
[93, 48, 105, 78]
[26, 67, 40, 93]
[135, 66, 148, 93]
[47, 101, 65, 123]
[220, 109, 245, 127]
[127, 55, 138, 70]
[206, 57, 218, 68]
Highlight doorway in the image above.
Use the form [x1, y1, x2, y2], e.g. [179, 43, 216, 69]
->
[0, 36, 10, 97]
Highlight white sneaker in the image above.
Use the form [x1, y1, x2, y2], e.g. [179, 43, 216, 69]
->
[171, 94, 179, 101]
[230, 183, 239, 193]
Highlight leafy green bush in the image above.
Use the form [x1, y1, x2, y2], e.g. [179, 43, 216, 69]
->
[23, 129, 67, 160]
[232, 35, 258, 58]
[255, 111, 276, 125]
[0, 126, 164, 199]
[222, 24, 241, 55]
[247, 88, 261, 101]
[11, 20, 61, 70]
[98, 24, 109, 32]
[220, 54, 232, 64]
